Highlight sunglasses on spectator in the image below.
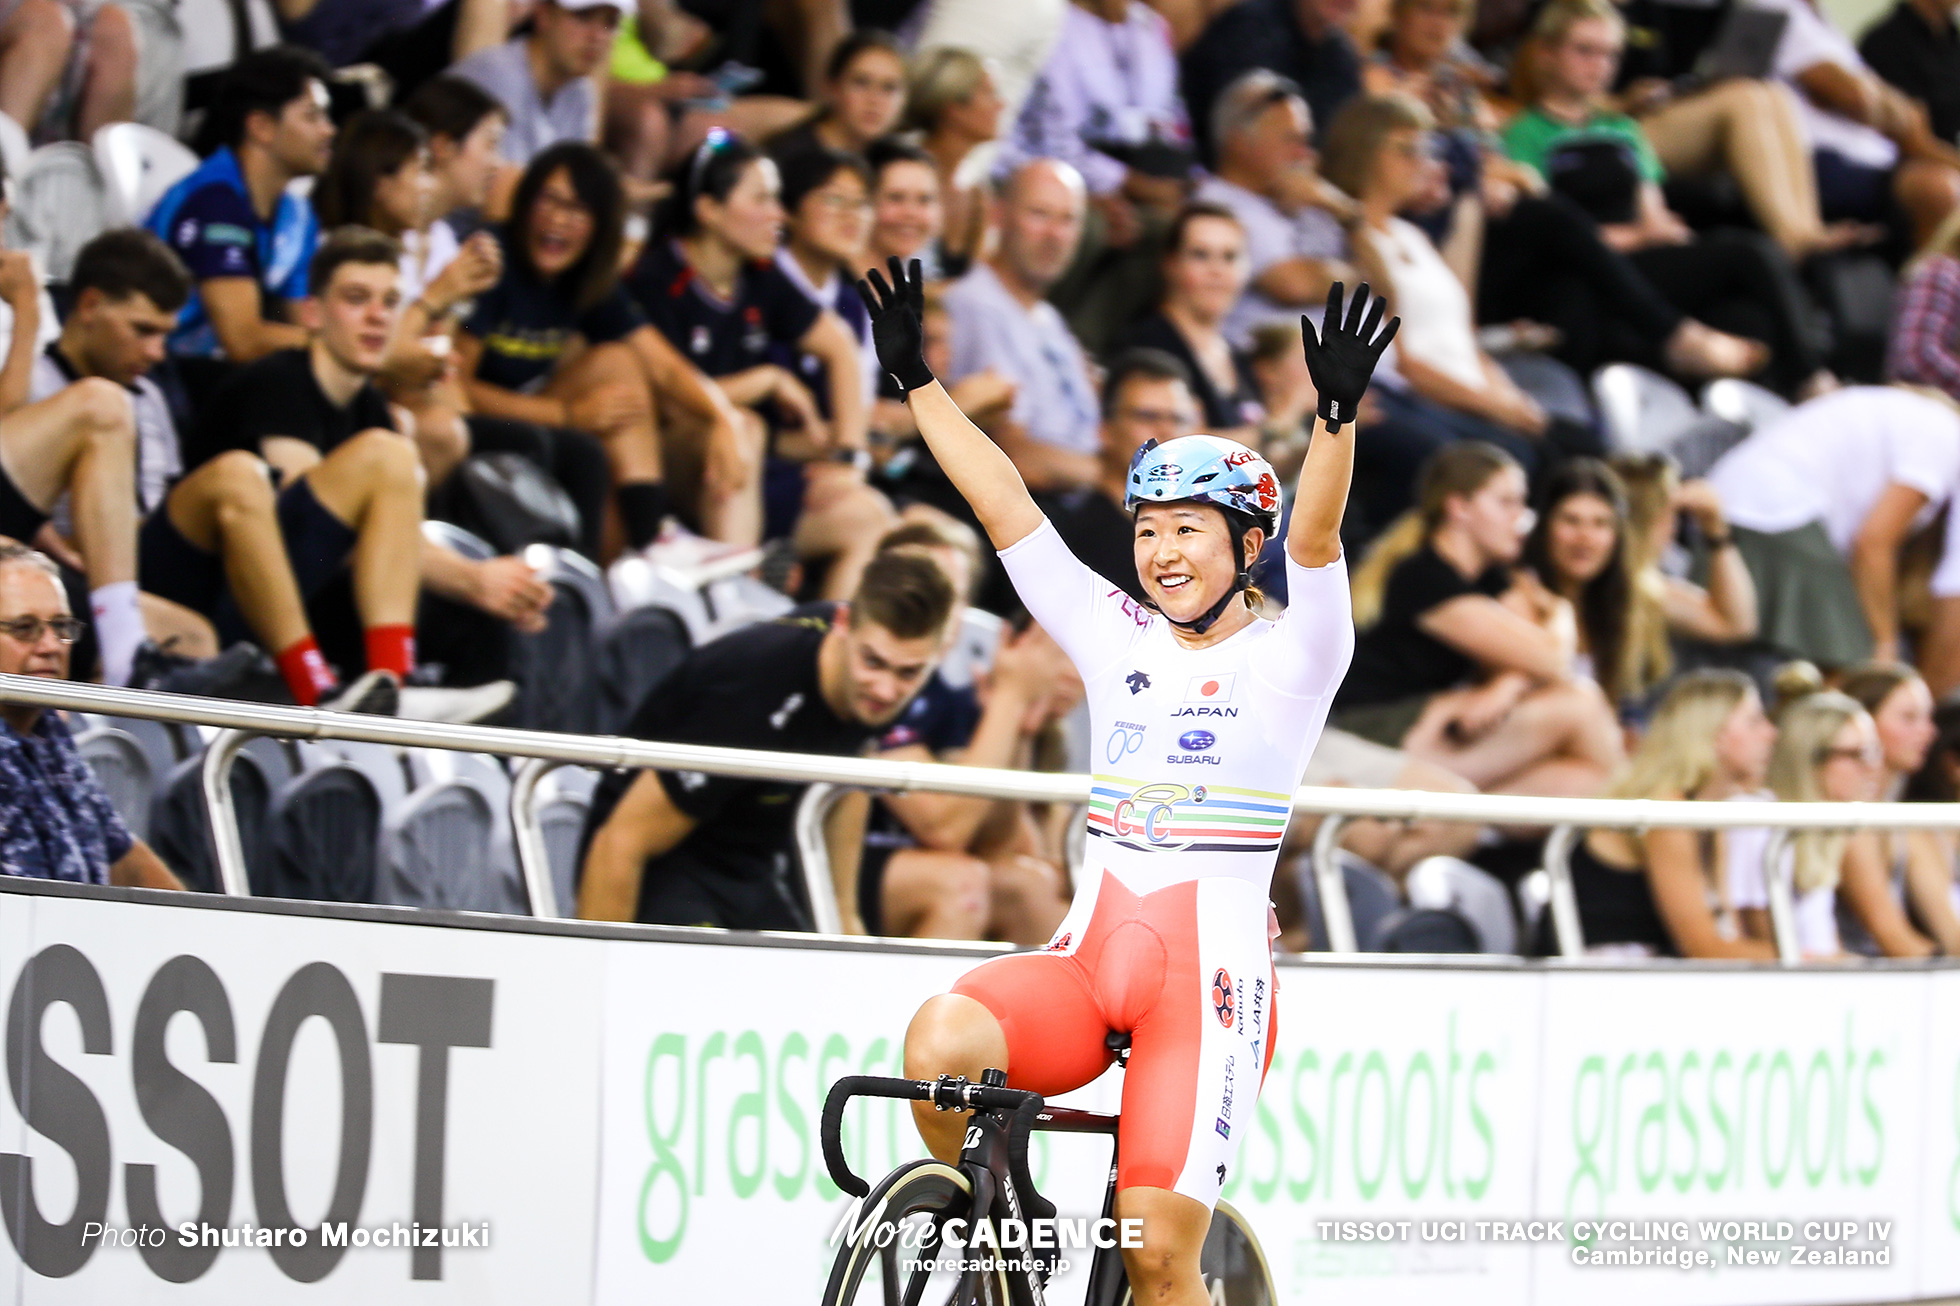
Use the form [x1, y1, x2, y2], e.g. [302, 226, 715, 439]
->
[0, 616, 85, 645]
[1815, 744, 1883, 767]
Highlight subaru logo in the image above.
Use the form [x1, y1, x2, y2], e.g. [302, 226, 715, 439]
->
[1178, 730, 1215, 751]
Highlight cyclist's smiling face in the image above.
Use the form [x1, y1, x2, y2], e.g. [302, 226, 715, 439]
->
[1133, 503, 1262, 623]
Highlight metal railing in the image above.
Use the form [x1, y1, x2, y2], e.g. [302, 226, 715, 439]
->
[8, 673, 1960, 963]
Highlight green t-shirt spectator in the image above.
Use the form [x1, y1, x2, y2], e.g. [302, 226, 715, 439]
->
[1501, 106, 1665, 185]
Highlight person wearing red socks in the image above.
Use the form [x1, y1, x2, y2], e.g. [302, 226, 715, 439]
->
[139, 228, 534, 721]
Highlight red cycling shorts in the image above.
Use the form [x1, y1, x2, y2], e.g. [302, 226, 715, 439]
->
[950, 871, 1277, 1207]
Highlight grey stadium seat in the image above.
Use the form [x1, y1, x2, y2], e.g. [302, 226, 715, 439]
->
[508, 566, 604, 734]
[149, 749, 270, 894]
[538, 783, 594, 917]
[596, 603, 691, 734]
[75, 727, 154, 842]
[379, 780, 523, 913]
[1404, 855, 1519, 954]
[1294, 851, 1402, 952]
[261, 764, 381, 902]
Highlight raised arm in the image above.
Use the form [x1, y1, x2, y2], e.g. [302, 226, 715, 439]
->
[1290, 282, 1399, 568]
[858, 259, 1043, 549]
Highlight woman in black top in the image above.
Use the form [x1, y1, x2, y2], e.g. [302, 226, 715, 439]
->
[629, 132, 893, 596]
[1336, 441, 1624, 795]
[767, 30, 909, 163]
[1541, 669, 1780, 958]
[454, 143, 753, 560]
[1121, 203, 1266, 442]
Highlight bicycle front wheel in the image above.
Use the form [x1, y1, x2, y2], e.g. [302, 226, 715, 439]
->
[824, 1159, 1003, 1306]
[1202, 1200, 1277, 1306]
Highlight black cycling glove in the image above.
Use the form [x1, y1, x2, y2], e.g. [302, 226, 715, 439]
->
[855, 256, 936, 394]
[1301, 281, 1400, 433]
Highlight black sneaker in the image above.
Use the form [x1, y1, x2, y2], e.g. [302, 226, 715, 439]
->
[130, 641, 268, 699]
[319, 669, 400, 715]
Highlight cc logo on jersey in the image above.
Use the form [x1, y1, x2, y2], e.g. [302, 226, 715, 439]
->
[1105, 727, 1145, 765]
[1110, 782, 1201, 846]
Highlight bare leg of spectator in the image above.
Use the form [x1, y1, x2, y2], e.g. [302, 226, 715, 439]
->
[1919, 597, 1960, 702]
[0, 379, 142, 683]
[881, 848, 990, 939]
[302, 430, 424, 663]
[771, 0, 848, 96]
[1895, 158, 1960, 250]
[160, 451, 311, 656]
[137, 593, 217, 659]
[1301, 757, 1483, 879]
[0, 0, 73, 132]
[546, 341, 665, 556]
[657, 402, 765, 546]
[409, 406, 471, 486]
[985, 852, 1069, 945]
[794, 462, 895, 599]
[74, 3, 135, 143]
[1643, 80, 1866, 260]
[1402, 680, 1623, 798]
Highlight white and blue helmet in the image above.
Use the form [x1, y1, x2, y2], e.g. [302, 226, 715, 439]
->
[1124, 434, 1282, 536]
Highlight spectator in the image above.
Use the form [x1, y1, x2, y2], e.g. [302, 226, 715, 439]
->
[908, 48, 1009, 277]
[1886, 209, 1960, 401]
[146, 46, 335, 370]
[1048, 347, 1198, 598]
[865, 139, 946, 280]
[1705, 385, 1960, 669]
[850, 519, 1077, 943]
[0, 0, 137, 143]
[941, 158, 1100, 491]
[0, 232, 147, 689]
[402, 75, 509, 234]
[1511, 3, 1872, 260]
[910, 0, 1065, 128]
[1122, 204, 1266, 439]
[1900, 698, 1960, 954]
[1834, 662, 1940, 956]
[575, 548, 958, 930]
[1323, 94, 1613, 475]
[1731, 689, 1880, 958]
[313, 109, 503, 479]
[452, 0, 620, 172]
[1607, 452, 1762, 694]
[0, 544, 182, 888]
[1336, 442, 1625, 797]
[457, 142, 753, 560]
[1194, 72, 1353, 349]
[627, 133, 892, 595]
[775, 147, 878, 414]
[1859, 0, 1960, 152]
[174, 227, 521, 721]
[769, 29, 910, 161]
[1752, 0, 1960, 246]
[1181, 0, 1363, 154]
[1521, 458, 1756, 706]
[1504, 0, 1827, 398]
[1003, 0, 1192, 259]
[1538, 668, 1779, 958]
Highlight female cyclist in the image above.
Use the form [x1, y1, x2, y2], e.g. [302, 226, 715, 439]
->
[857, 258, 1397, 1306]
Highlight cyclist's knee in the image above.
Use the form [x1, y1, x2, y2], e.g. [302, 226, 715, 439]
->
[902, 993, 1006, 1082]
[1113, 1187, 1208, 1296]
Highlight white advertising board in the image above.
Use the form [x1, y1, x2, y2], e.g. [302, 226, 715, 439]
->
[0, 883, 1954, 1306]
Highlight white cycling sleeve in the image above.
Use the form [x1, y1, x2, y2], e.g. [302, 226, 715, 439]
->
[996, 517, 1151, 681]
[1249, 551, 1356, 700]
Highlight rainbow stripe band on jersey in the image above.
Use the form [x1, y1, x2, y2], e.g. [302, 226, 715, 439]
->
[1085, 777, 1292, 854]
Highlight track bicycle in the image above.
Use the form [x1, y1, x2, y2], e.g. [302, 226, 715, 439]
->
[820, 1033, 1277, 1306]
